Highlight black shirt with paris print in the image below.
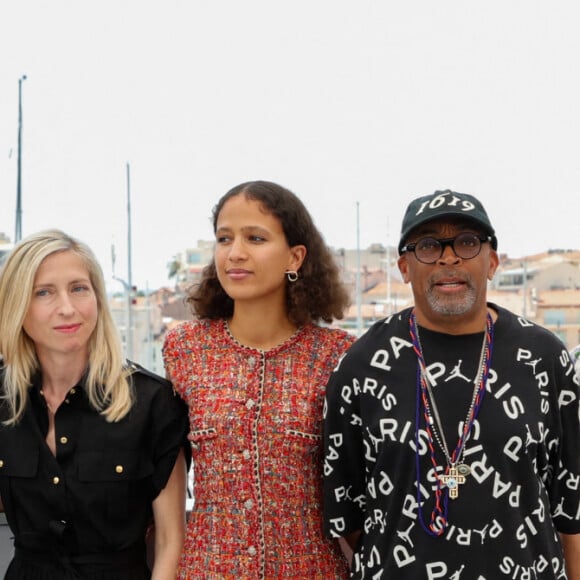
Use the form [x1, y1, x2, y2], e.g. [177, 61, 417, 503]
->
[323, 305, 580, 580]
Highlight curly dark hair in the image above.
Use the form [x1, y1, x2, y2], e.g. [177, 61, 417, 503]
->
[187, 180, 350, 326]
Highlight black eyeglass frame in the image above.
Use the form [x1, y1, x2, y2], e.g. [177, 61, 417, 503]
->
[400, 233, 493, 264]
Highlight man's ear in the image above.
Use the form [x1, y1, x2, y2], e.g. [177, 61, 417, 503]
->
[398, 254, 411, 284]
[487, 250, 499, 280]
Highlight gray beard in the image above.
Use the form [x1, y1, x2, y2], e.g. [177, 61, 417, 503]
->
[425, 284, 477, 316]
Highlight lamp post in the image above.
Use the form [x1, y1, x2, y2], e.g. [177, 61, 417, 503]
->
[356, 202, 363, 336]
[385, 216, 392, 316]
[522, 259, 528, 318]
[15, 75, 27, 243]
[126, 163, 133, 360]
[111, 164, 135, 362]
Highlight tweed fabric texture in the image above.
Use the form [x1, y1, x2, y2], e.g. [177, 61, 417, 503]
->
[163, 319, 354, 579]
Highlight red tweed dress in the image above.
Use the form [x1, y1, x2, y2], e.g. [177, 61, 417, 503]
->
[163, 319, 354, 579]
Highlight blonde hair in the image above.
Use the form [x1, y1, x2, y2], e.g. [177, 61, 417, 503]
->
[0, 229, 132, 424]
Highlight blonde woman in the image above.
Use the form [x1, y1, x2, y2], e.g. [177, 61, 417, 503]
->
[0, 229, 188, 580]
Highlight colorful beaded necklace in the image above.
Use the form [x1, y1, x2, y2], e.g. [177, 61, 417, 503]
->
[409, 309, 494, 536]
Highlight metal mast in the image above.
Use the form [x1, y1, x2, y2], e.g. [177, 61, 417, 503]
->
[15, 75, 27, 242]
[126, 163, 134, 360]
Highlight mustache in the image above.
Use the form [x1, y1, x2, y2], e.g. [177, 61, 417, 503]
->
[427, 270, 473, 287]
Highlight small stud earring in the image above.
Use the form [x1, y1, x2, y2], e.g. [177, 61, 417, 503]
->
[285, 270, 298, 283]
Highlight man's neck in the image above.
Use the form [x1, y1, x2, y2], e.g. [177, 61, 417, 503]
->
[413, 304, 497, 335]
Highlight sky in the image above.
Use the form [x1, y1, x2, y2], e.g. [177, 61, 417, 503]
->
[1, 1, 579, 290]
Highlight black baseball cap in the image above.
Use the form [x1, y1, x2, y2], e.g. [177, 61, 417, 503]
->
[398, 189, 497, 254]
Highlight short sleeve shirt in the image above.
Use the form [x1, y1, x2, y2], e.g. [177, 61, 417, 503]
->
[0, 365, 189, 556]
[323, 305, 580, 579]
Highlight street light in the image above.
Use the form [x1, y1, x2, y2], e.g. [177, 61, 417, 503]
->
[126, 163, 133, 359]
[109, 163, 135, 361]
[15, 75, 27, 243]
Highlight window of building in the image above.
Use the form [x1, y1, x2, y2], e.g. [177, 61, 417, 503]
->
[544, 310, 566, 326]
[187, 251, 202, 264]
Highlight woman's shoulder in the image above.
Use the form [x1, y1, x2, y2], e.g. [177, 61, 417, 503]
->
[127, 362, 186, 414]
[127, 360, 170, 383]
[126, 361, 173, 397]
[164, 318, 221, 342]
[304, 324, 356, 350]
[163, 319, 226, 355]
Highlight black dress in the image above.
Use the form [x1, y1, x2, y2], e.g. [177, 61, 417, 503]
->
[0, 363, 189, 579]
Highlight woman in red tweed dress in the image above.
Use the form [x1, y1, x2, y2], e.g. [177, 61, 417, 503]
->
[163, 181, 355, 579]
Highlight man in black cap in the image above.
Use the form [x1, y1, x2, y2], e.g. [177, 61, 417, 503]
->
[323, 189, 580, 578]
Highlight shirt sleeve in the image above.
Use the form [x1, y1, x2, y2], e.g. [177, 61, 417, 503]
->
[323, 338, 367, 539]
[547, 343, 580, 534]
[147, 378, 190, 497]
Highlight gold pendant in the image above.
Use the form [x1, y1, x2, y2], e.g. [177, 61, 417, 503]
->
[440, 466, 467, 499]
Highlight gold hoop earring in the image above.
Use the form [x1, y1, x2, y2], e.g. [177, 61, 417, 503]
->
[285, 270, 298, 283]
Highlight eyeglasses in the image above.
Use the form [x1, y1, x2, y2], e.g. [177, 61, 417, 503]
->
[401, 233, 492, 264]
